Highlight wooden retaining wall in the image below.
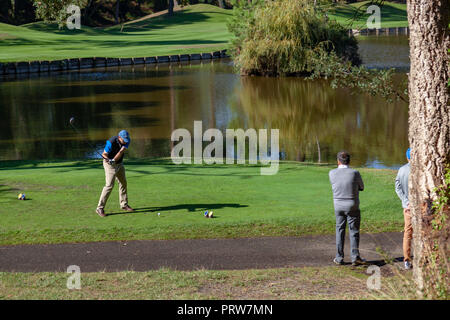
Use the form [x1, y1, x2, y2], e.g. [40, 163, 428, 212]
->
[0, 49, 230, 76]
[0, 28, 409, 77]
[348, 27, 410, 36]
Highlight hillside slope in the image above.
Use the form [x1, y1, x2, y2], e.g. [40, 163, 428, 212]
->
[0, 4, 232, 62]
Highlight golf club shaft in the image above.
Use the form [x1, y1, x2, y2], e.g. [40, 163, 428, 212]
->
[69, 123, 108, 160]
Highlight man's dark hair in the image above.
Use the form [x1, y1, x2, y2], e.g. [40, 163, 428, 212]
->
[337, 151, 350, 165]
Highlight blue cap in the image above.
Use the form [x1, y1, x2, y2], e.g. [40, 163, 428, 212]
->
[406, 148, 411, 160]
[118, 130, 130, 144]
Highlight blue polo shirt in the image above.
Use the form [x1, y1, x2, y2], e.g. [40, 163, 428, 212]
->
[104, 136, 130, 164]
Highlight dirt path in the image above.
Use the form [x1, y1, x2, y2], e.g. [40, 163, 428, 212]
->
[0, 232, 404, 272]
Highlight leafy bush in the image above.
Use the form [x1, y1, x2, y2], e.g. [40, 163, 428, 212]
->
[33, 0, 88, 28]
[228, 0, 361, 76]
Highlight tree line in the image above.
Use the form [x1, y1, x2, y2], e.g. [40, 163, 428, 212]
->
[0, 0, 230, 26]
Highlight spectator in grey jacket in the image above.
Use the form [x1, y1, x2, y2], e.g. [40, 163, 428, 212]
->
[329, 151, 366, 266]
[395, 148, 412, 270]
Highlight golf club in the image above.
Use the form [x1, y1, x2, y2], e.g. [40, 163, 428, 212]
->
[69, 117, 108, 160]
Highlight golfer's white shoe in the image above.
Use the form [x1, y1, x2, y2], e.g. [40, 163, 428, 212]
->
[404, 261, 412, 270]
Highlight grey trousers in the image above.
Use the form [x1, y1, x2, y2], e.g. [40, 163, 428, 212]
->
[335, 209, 361, 262]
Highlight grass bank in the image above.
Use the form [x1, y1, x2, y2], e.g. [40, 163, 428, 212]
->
[0, 4, 232, 63]
[0, 2, 408, 63]
[0, 159, 403, 245]
[327, 1, 408, 29]
[0, 265, 413, 300]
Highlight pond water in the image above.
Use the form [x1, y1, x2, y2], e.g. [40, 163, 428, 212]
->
[0, 35, 409, 168]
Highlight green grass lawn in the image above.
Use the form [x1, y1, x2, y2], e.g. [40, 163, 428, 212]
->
[0, 266, 413, 299]
[0, 2, 408, 63]
[327, 1, 408, 29]
[0, 4, 233, 62]
[0, 159, 403, 245]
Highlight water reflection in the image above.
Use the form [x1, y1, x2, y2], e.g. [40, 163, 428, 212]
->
[229, 74, 408, 167]
[358, 35, 410, 70]
[0, 36, 409, 168]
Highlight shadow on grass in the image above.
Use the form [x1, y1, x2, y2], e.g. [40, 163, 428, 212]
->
[0, 184, 19, 193]
[106, 203, 249, 216]
[21, 22, 110, 35]
[2, 7, 231, 54]
[0, 159, 268, 177]
[0, 184, 34, 202]
[0, 37, 227, 49]
[50, 39, 227, 51]
[341, 260, 382, 267]
[21, 10, 227, 36]
[343, 256, 404, 268]
[110, 10, 231, 33]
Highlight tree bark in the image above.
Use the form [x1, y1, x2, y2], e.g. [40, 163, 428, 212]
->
[406, 0, 449, 292]
[11, 0, 16, 22]
[115, 0, 120, 24]
[168, 0, 174, 16]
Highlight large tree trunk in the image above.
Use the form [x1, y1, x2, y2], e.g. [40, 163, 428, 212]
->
[407, 0, 449, 293]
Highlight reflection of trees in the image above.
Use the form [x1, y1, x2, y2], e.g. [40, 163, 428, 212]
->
[0, 73, 144, 160]
[0, 64, 223, 161]
[229, 75, 409, 166]
[0, 64, 408, 166]
[0, 77, 86, 160]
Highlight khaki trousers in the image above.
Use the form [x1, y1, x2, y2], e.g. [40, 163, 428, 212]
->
[403, 208, 413, 262]
[97, 161, 128, 210]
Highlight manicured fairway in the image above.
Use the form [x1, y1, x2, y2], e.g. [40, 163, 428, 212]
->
[0, 4, 233, 62]
[0, 2, 408, 63]
[0, 159, 403, 245]
[327, 1, 408, 29]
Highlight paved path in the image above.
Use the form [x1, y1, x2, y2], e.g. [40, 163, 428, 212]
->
[0, 233, 404, 272]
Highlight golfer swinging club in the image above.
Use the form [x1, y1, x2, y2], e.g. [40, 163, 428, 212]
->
[96, 130, 134, 217]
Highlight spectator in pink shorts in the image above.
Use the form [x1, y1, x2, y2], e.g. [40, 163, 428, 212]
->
[395, 148, 412, 270]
